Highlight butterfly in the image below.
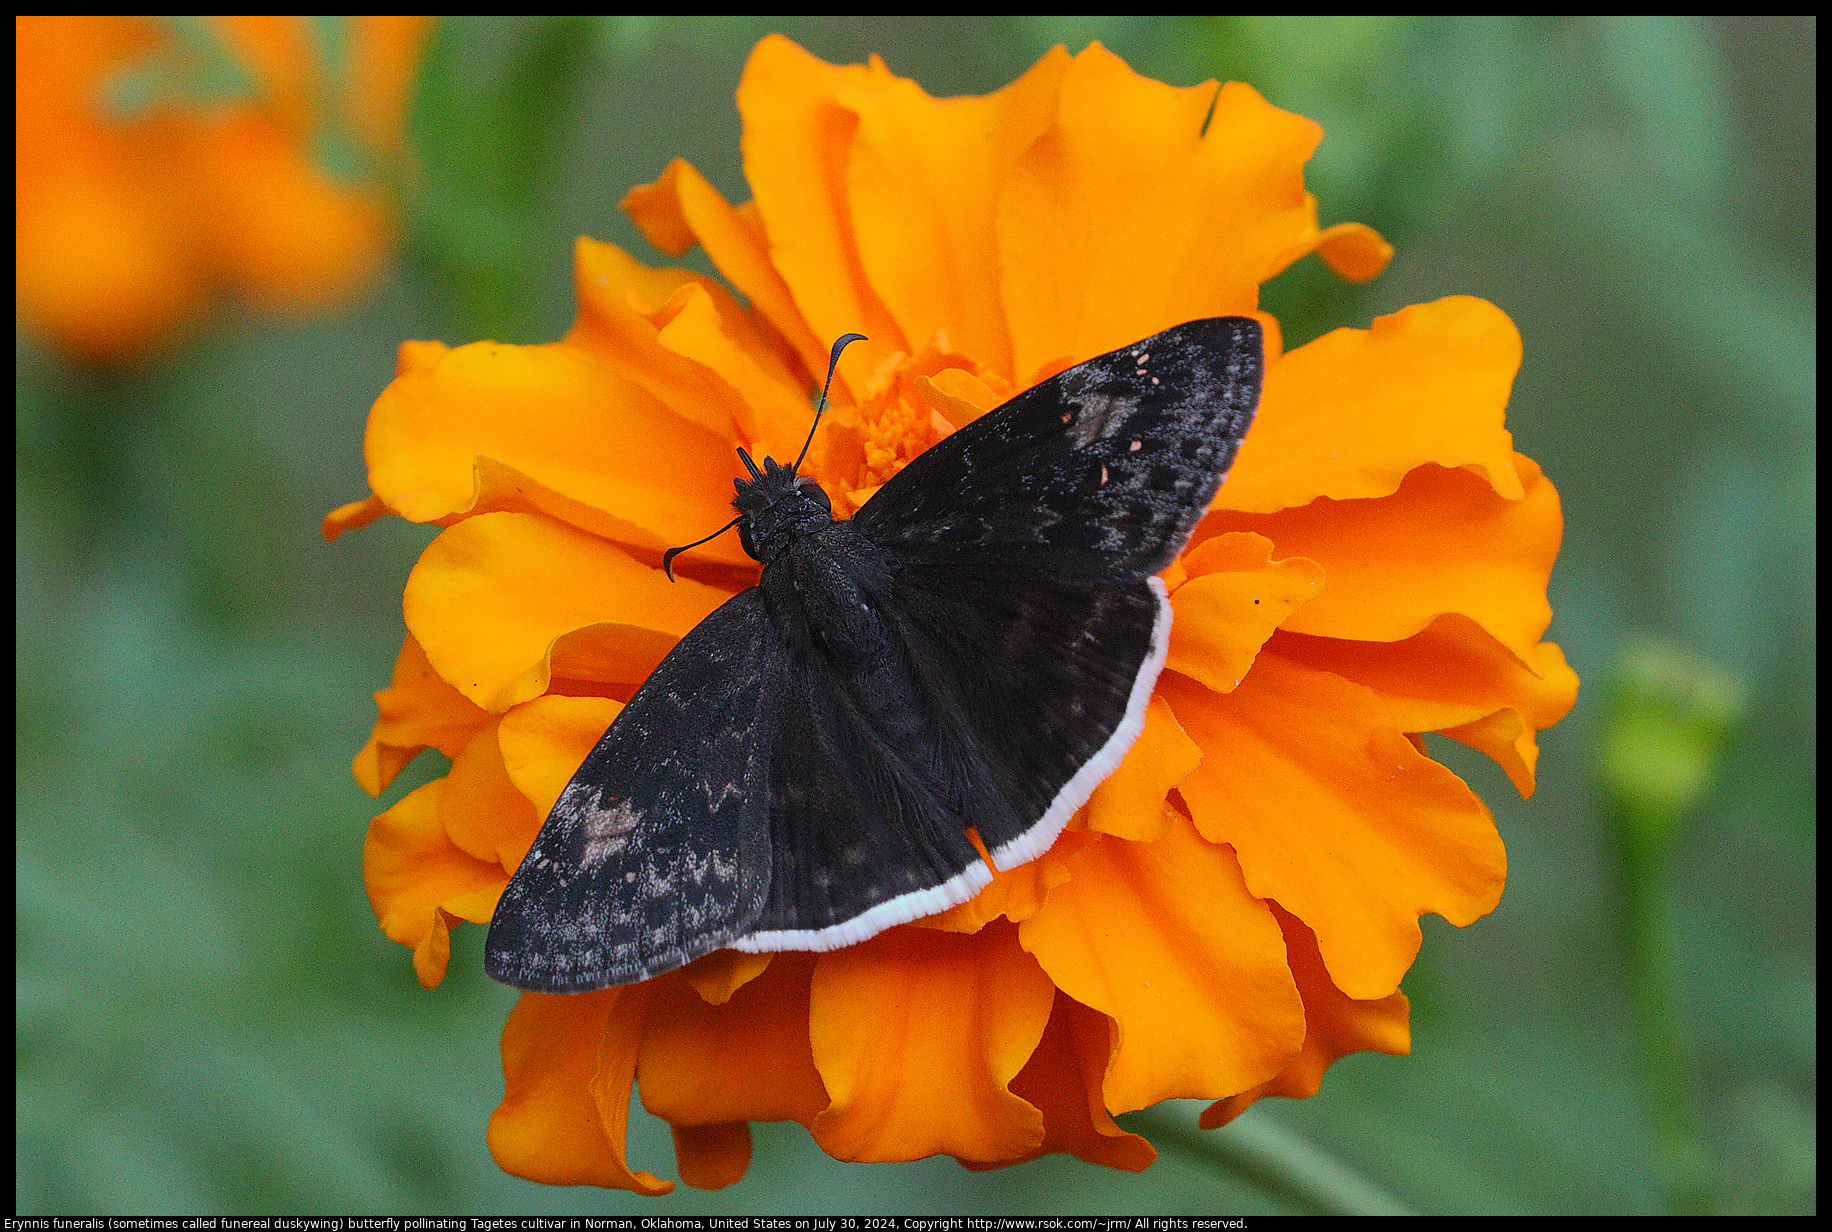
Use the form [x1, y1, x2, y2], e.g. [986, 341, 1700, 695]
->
[484, 317, 1264, 991]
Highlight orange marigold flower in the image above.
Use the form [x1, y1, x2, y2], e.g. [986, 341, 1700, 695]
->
[15, 15, 431, 362]
[335, 36, 1577, 1193]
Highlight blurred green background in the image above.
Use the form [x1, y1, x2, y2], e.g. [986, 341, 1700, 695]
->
[15, 16, 1814, 1215]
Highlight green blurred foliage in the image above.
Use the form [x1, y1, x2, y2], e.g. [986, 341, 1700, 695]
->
[15, 15, 1814, 1215]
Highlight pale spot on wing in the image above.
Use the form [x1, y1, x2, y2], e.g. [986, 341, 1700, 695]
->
[559, 779, 642, 871]
[1067, 393, 1131, 447]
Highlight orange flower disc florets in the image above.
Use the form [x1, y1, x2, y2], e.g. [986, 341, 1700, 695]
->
[337, 36, 1577, 1194]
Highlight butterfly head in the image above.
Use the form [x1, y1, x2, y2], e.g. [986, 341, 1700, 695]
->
[732, 451, 833, 567]
[660, 332, 865, 582]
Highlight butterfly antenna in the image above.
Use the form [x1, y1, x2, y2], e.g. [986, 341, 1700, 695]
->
[660, 334, 864, 582]
[793, 333, 868, 475]
[661, 514, 744, 582]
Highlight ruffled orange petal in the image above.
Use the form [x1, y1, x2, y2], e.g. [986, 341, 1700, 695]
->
[1312, 221, 1393, 284]
[362, 339, 749, 565]
[1222, 296, 1525, 514]
[353, 633, 491, 796]
[1277, 623, 1579, 796]
[963, 991, 1155, 1173]
[496, 694, 623, 816]
[489, 987, 673, 1195]
[637, 954, 827, 1131]
[1001, 53, 1325, 378]
[1018, 816, 1303, 1113]
[1201, 905, 1410, 1129]
[840, 43, 1071, 377]
[1226, 456, 1562, 666]
[1084, 695, 1200, 843]
[567, 236, 794, 448]
[622, 157, 826, 381]
[402, 511, 732, 713]
[808, 924, 1052, 1163]
[737, 36, 906, 366]
[322, 493, 389, 542]
[648, 278, 822, 464]
[1164, 657, 1505, 1000]
[680, 950, 774, 1005]
[363, 778, 505, 988]
[919, 828, 1094, 934]
[1167, 531, 1325, 694]
[670, 1122, 751, 1191]
[435, 719, 538, 872]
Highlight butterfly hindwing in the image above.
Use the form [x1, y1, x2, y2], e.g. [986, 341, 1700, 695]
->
[483, 589, 779, 991]
[868, 559, 1167, 867]
[731, 520, 993, 949]
[853, 317, 1263, 580]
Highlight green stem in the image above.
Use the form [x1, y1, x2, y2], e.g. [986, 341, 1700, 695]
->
[1609, 801, 1712, 1214]
[1129, 1104, 1415, 1215]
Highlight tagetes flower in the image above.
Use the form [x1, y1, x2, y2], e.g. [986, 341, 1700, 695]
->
[15, 15, 431, 362]
[334, 37, 1577, 1194]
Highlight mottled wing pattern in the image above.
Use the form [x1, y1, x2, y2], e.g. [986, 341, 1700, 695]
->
[853, 317, 1263, 581]
[484, 589, 780, 991]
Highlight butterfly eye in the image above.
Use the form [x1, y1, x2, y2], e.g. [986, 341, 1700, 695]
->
[801, 482, 832, 512]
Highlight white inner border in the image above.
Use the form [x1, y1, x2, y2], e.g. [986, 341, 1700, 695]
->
[731, 574, 1173, 954]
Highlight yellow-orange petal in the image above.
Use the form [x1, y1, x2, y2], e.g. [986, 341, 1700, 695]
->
[809, 924, 1052, 1163]
[1200, 905, 1410, 1129]
[363, 778, 504, 988]
[363, 339, 749, 565]
[671, 1122, 751, 1192]
[353, 633, 491, 796]
[1018, 817, 1303, 1113]
[322, 493, 389, 543]
[1313, 220, 1393, 284]
[567, 236, 763, 443]
[841, 44, 1071, 378]
[963, 991, 1155, 1174]
[1222, 296, 1526, 514]
[1164, 656, 1505, 1000]
[621, 158, 827, 381]
[496, 694, 623, 821]
[402, 511, 731, 713]
[911, 366, 1003, 430]
[637, 954, 827, 1130]
[1001, 56, 1323, 379]
[737, 36, 906, 372]
[1167, 531, 1325, 694]
[650, 278, 820, 462]
[1276, 622, 1580, 796]
[436, 719, 538, 873]
[1084, 695, 1200, 842]
[396, 337, 450, 374]
[679, 950, 774, 1006]
[919, 828, 1094, 934]
[488, 987, 674, 1195]
[1227, 456, 1562, 667]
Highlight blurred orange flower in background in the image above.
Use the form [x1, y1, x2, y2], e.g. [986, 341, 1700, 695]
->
[333, 35, 1578, 1193]
[15, 15, 432, 362]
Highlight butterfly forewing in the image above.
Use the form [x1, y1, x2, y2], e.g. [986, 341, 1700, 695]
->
[484, 589, 779, 991]
[853, 317, 1263, 580]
